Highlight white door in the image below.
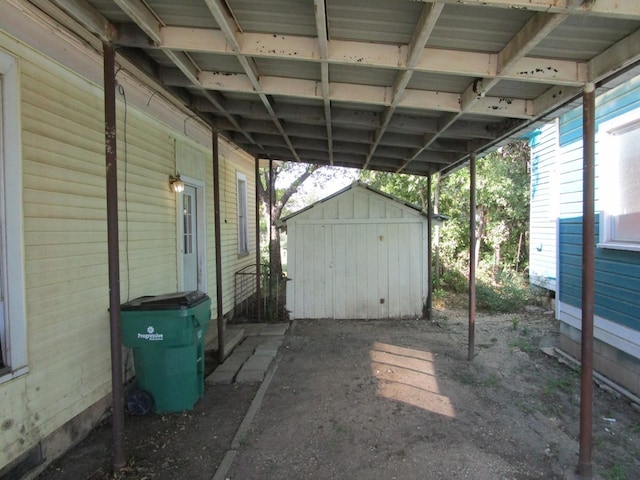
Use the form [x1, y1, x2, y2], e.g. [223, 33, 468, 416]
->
[294, 222, 424, 319]
[181, 185, 198, 291]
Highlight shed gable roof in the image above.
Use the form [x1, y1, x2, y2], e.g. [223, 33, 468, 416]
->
[280, 181, 434, 225]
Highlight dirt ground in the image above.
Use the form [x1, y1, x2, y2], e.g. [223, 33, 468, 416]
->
[38, 305, 640, 480]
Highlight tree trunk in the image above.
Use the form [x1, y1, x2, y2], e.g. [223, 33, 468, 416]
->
[269, 224, 283, 279]
[515, 232, 523, 272]
[257, 163, 321, 280]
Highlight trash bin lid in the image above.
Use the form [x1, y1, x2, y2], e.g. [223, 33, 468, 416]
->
[121, 291, 209, 311]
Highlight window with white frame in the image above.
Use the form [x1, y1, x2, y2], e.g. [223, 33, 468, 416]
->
[598, 107, 640, 250]
[0, 51, 28, 381]
[237, 172, 249, 255]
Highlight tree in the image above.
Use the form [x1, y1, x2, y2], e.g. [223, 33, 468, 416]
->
[359, 141, 531, 277]
[257, 162, 321, 279]
[257, 163, 359, 279]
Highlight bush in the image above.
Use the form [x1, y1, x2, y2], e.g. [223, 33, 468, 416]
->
[437, 268, 468, 294]
[476, 271, 535, 313]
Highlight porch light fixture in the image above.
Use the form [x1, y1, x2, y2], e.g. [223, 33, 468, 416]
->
[169, 174, 185, 193]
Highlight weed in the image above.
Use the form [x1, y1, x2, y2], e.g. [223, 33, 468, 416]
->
[602, 464, 627, 480]
[454, 369, 499, 387]
[543, 402, 564, 418]
[455, 370, 477, 386]
[509, 336, 535, 353]
[334, 423, 348, 434]
[516, 400, 538, 415]
[481, 373, 500, 387]
[521, 326, 530, 336]
[544, 374, 576, 396]
[512, 317, 520, 330]
[237, 433, 249, 446]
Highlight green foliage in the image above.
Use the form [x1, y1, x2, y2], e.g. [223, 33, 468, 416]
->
[602, 465, 628, 480]
[544, 372, 578, 396]
[508, 336, 535, 353]
[360, 141, 531, 276]
[436, 268, 468, 293]
[359, 170, 429, 210]
[475, 272, 535, 313]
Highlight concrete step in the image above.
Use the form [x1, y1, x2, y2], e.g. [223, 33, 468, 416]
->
[205, 324, 286, 385]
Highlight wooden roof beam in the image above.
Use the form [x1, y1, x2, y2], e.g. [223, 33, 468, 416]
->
[203, 0, 301, 162]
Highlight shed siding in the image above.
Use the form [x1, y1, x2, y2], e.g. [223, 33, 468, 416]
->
[0, 23, 256, 472]
[285, 185, 427, 320]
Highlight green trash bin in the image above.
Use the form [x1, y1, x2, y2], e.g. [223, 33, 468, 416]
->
[121, 291, 211, 414]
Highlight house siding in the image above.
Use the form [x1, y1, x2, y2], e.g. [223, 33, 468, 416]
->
[529, 122, 558, 291]
[214, 144, 256, 316]
[0, 9, 257, 473]
[549, 74, 640, 395]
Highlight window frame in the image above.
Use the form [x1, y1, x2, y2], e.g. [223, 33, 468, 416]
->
[597, 107, 640, 252]
[0, 51, 28, 383]
[236, 171, 249, 256]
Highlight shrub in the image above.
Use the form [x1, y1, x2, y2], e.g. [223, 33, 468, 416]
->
[437, 268, 468, 294]
[476, 271, 535, 313]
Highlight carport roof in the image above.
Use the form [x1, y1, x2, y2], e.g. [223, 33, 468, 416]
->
[35, 0, 640, 175]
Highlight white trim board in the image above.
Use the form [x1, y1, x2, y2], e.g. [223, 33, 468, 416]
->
[0, 48, 28, 382]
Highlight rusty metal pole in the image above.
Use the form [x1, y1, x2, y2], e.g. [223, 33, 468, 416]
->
[468, 152, 477, 361]
[578, 82, 596, 478]
[255, 157, 262, 322]
[212, 130, 225, 363]
[269, 158, 274, 305]
[426, 174, 433, 319]
[103, 42, 126, 471]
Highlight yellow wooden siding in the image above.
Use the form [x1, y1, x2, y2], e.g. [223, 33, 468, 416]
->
[1, 43, 179, 466]
[1, 26, 259, 470]
[205, 140, 256, 316]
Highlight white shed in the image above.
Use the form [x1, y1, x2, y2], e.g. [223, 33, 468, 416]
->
[280, 182, 431, 320]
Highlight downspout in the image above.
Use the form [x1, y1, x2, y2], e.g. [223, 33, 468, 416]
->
[426, 174, 433, 319]
[255, 157, 261, 322]
[468, 152, 477, 361]
[212, 130, 225, 363]
[103, 42, 126, 471]
[578, 82, 596, 478]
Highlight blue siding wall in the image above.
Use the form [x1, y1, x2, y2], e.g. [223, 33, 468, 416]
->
[559, 214, 640, 333]
[555, 74, 640, 349]
[559, 76, 640, 146]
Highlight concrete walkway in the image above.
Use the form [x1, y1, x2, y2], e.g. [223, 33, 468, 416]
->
[205, 323, 289, 385]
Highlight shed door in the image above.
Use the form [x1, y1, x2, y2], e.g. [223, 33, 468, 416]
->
[295, 222, 424, 319]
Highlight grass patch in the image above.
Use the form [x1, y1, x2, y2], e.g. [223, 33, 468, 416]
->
[544, 372, 578, 396]
[602, 464, 627, 480]
[509, 336, 536, 353]
[516, 400, 538, 415]
[333, 423, 348, 434]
